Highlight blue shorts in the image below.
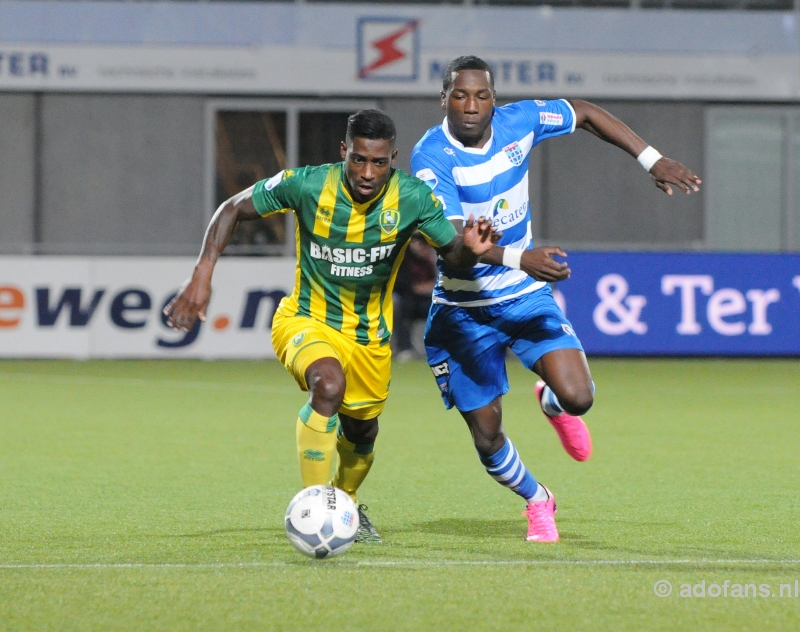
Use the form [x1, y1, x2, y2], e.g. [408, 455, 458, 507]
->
[424, 287, 583, 412]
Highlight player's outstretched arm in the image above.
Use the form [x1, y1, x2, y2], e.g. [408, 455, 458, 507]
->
[436, 215, 499, 269]
[479, 244, 571, 282]
[570, 99, 702, 196]
[164, 186, 261, 332]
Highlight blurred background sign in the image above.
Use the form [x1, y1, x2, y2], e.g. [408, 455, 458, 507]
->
[557, 252, 800, 355]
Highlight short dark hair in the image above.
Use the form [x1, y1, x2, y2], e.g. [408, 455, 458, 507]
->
[442, 56, 494, 93]
[346, 109, 396, 144]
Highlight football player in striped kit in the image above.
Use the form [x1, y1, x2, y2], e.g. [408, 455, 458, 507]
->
[411, 56, 701, 542]
[165, 109, 498, 543]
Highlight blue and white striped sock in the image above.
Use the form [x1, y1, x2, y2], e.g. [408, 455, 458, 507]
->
[540, 385, 565, 417]
[479, 438, 540, 503]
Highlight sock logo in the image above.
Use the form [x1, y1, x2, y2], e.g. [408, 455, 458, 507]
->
[302, 449, 325, 461]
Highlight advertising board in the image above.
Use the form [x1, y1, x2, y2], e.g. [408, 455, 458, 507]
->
[0, 2, 798, 100]
[2, 253, 797, 358]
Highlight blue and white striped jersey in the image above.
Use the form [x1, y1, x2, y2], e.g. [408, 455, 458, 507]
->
[410, 99, 575, 307]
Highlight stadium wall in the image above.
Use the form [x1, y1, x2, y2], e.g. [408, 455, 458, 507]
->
[0, 94, 36, 254]
[1, 2, 795, 255]
[1, 93, 707, 255]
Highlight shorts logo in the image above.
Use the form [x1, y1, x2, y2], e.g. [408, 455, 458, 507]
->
[539, 112, 564, 127]
[292, 332, 306, 346]
[380, 209, 400, 235]
[430, 361, 450, 377]
[415, 168, 438, 190]
[561, 323, 576, 337]
[303, 449, 325, 462]
[503, 141, 524, 167]
[535, 99, 547, 106]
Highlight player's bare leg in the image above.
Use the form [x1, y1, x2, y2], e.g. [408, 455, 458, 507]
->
[333, 413, 382, 542]
[295, 357, 345, 488]
[462, 399, 558, 542]
[533, 348, 594, 461]
[306, 357, 346, 417]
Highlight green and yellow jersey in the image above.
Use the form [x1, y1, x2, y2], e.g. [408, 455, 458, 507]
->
[252, 163, 456, 346]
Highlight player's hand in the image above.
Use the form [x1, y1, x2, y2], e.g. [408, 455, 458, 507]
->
[649, 157, 702, 196]
[463, 214, 501, 255]
[520, 247, 571, 282]
[163, 275, 212, 332]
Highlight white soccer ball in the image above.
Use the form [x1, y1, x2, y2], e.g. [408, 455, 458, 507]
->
[284, 485, 359, 559]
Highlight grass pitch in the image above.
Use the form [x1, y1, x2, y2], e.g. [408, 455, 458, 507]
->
[1, 358, 799, 631]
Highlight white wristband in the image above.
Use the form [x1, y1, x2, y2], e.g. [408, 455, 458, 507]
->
[637, 146, 663, 172]
[502, 247, 524, 270]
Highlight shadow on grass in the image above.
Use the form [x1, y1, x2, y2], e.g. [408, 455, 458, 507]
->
[406, 518, 522, 539]
[403, 521, 732, 560]
[171, 527, 279, 539]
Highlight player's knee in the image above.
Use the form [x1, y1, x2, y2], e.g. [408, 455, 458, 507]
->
[315, 376, 345, 407]
[341, 417, 378, 445]
[471, 427, 506, 458]
[307, 369, 345, 412]
[559, 387, 594, 416]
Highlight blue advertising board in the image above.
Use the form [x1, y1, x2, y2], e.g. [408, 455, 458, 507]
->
[554, 253, 800, 356]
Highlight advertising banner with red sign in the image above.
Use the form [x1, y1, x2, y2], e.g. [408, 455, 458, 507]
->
[0, 2, 798, 100]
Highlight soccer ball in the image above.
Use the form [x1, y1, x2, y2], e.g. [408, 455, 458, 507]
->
[284, 485, 359, 559]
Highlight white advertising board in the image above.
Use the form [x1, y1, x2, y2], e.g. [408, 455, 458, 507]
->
[2, 44, 796, 101]
[0, 2, 799, 100]
[0, 256, 297, 359]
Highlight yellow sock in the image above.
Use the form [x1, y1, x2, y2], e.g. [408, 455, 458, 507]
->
[296, 403, 338, 487]
[331, 429, 375, 502]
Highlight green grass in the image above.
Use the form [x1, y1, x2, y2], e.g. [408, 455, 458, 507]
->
[1, 358, 799, 631]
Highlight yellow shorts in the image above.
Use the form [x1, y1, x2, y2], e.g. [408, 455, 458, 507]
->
[271, 312, 391, 420]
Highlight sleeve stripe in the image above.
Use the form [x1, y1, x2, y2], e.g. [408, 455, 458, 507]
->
[560, 98, 577, 134]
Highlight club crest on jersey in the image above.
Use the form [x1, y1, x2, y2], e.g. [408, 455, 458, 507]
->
[379, 209, 399, 235]
[503, 141, 524, 167]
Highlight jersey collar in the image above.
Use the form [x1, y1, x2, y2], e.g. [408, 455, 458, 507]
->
[442, 116, 494, 156]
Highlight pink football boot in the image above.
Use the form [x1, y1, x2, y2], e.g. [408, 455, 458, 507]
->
[535, 380, 592, 461]
[523, 486, 559, 542]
